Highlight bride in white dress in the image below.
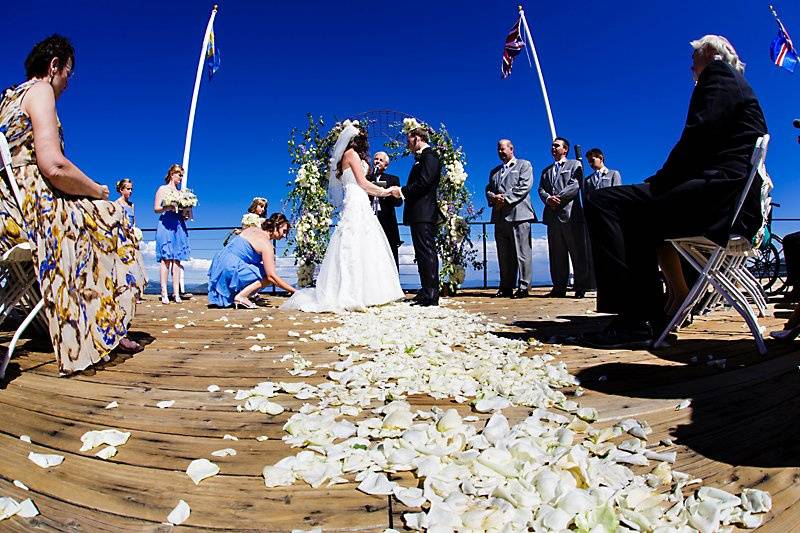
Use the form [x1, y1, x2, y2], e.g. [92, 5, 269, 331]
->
[282, 120, 405, 312]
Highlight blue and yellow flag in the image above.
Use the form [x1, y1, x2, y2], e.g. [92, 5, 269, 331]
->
[206, 28, 221, 78]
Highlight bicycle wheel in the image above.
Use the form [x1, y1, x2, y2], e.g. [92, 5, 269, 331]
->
[768, 234, 788, 295]
[746, 242, 780, 293]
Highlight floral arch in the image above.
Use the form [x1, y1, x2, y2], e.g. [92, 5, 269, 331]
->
[285, 113, 482, 294]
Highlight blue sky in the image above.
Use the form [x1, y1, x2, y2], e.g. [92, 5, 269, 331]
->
[3, 0, 799, 283]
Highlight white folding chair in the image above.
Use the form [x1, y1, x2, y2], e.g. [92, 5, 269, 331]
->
[0, 132, 45, 379]
[654, 135, 771, 355]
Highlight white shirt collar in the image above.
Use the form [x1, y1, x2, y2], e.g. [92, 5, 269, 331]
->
[415, 143, 430, 155]
[595, 166, 608, 176]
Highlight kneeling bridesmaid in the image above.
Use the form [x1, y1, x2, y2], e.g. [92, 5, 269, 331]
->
[207, 213, 295, 308]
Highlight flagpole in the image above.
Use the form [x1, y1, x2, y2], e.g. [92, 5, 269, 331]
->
[181, 4, 218, 189]
[518, 5, 557, 140]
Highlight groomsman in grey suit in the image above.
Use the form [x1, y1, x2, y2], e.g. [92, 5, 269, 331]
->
[538, 136, 590, 298]
[583, 148, 622, 289]
[486, 139, 536, 298]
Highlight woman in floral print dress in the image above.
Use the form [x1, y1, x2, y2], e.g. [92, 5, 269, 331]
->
[0, 35, 145, 375]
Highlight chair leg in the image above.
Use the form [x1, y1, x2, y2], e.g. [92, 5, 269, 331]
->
[654, 248, 722, 348]
[708, 273, 768, 356]
[1, 299, 45, 380]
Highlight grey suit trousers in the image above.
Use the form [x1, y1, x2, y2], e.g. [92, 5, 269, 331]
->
[495, 219, 532, 291]
[547, 222, 590, 292]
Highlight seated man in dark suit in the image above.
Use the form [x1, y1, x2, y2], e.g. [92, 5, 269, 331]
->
[583, 35, 768, 348]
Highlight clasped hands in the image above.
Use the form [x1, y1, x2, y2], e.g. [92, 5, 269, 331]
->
[488, 192, 507, 207]
[386, 186, 402, 198]
[546, 195, 562, 209]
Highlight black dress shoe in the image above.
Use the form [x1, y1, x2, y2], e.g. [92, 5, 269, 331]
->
[418, 299, 438, 307]
[545, 289, 567, 298]
[580, 319, 654, 349]
[512, 289, 530, 299]
[574, 290, 586, 299]
[492, 289, 513, 298]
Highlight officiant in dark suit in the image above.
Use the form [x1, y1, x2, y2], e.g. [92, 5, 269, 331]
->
[369, 151, 402, 268]
[486, 139, 536, 298]
[390, 124, 442, 306]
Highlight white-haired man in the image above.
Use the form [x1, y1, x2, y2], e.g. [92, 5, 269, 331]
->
[370, 151, 403, 268]
[582, 35, 767, 348]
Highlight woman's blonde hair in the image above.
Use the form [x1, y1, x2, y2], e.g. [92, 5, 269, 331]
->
[164, 164, 184, 184]
[247, 197, 268, 214]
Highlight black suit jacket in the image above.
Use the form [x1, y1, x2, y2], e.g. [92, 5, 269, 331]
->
[646, 60, 767, 245]
[368, 172, 402, 247]
[402, 147, 441, 225]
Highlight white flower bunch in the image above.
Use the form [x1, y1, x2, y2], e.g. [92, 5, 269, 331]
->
[241, 213, 264, 229]
[402, 117, 423, 134]
[177, 189, 198, 208]
[295, 162, 321, 187]
[161, 188, 181, 208]
[445, 160, 467, 187]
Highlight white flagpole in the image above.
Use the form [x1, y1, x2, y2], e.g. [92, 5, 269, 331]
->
[518, 5, 557, 140]
[181, 4, 218, 189]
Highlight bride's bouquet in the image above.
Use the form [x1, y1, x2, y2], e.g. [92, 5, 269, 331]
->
[241, 213, 265, 229]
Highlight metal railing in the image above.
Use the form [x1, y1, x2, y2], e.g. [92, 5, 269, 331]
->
[139, 221, 552, 292]
[140, 217, 800, 293]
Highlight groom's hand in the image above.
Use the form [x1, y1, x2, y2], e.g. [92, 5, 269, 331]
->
[389, 187, 402, 198]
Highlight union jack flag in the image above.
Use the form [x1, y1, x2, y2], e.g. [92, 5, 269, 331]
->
[501, 16, 526, 79]
[770, 5, 798, 73]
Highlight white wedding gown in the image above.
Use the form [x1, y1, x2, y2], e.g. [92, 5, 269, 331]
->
[282, 163, 404, 312]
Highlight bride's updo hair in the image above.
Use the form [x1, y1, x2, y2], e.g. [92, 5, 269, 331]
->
[261, 213, 290, 234]
[337, 126, 369, 177]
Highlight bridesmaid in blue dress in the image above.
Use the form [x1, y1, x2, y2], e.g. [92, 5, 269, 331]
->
[208, 213, 296, 308]
[115, 178, 136, 227]
[153, 164, 191, 305]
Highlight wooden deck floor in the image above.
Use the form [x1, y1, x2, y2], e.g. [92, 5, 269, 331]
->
[1, 290, 798, 532]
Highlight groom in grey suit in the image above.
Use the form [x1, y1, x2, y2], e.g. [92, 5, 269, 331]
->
[486, 139, 536, 298]
[538, 136, 590, 298]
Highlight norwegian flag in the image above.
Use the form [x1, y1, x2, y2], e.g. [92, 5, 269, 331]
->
[770, 5, 798, 72]
[501, 16, 526, 79]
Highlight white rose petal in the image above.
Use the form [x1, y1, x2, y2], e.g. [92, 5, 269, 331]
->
[96, 446, 118, 459]
[186, 459, 220, 485]
[207, 384, 221, 393]
[13, 480, 29, 491]
[474, 396, 511, 413]
[0, 498, 21, 520]
[741, 488, 772, 513]
[19, 435, 31, 443]
[357, 472, 397, 496]
[676, 399, 691, 410]
[156, 400, 175, 409]
[80, 429, 130, 451]
[104, 401, 119, 409]
[211, 448, 237, 457]
[223, 434, 239, 441]
[28, 452, 64, 468]
[166, 499, 191, 526]
[256, 435, 269, 442]
[16, 499, 39, 518]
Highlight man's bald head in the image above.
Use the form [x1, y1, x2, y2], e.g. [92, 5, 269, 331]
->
[497, 139, 514, 163]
